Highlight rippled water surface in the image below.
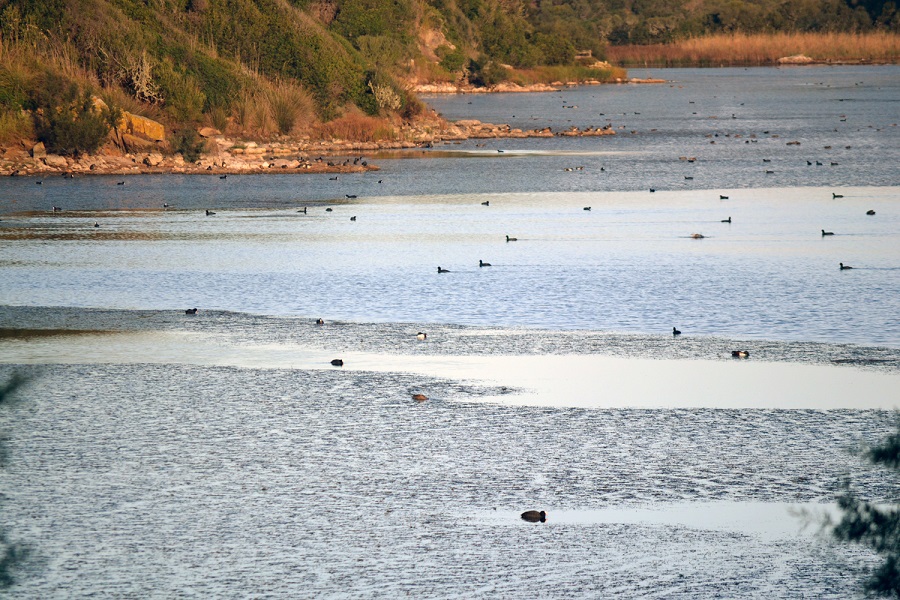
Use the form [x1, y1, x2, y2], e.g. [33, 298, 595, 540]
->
[1, 67, 899, 597]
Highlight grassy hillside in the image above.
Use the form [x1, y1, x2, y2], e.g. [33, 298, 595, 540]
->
[0, 0, 897, 155]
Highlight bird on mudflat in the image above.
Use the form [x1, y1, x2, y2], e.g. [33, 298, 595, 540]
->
[521, 510, 547, 523]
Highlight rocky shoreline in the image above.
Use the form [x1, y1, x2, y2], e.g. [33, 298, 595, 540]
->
[413, 77, 666, 94]
[1, 117, 624, 177]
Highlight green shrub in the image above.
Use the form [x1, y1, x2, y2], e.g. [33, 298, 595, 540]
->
[29, 72, 120, 156]
[437, 46, 467, 72]
[173, 128, 204, 162]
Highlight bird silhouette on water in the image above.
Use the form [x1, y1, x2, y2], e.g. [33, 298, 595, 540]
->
[721, 217, 731, 223]
[438, 266, 450, 273]
[479, 260, 492, 267]
[521, 510, 546, 523]
[822, 229, 834, 236]
[185, 308, 198, 315]
[506, 235, 517, 242]
[840, 263, 853, 270]
[673, 327, 682, 336]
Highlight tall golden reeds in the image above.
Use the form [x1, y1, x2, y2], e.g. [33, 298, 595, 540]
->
[607, 32, 900, 67]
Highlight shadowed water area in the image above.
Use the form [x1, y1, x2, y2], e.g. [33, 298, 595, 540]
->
[1, 66, 899, 597]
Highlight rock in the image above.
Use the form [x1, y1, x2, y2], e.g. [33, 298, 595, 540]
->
[122, 134, 157, 153]
[31, 142, 46, 159]
[119, 112, 166, 142]
[778, 54, 814, 64]
[198, 127, 221, 138]
[43, 154, 68, 168]
[143, 153, 163, 167]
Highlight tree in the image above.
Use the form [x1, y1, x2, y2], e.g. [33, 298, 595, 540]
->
[832, 424, 900, 596]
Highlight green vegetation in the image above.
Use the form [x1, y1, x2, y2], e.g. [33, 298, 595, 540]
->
[0, 0, 896, 151]
[833, 424, 900, 597]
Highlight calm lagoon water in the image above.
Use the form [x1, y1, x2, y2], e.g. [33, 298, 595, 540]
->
[1, 66, 899, 597]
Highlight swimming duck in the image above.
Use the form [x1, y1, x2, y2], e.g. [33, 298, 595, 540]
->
[412, 394, 428, 402]
[649, 188, 656, 193]
[93, 222, 99, 228]
[721, 217, 731, 223]
[866, 210, 876, 215]
[822, 230, 834, 236]
[117, 181, 125, 185]
[185, 308, 198, 315]
[690, 233, 705, 239]
[521, 510, 546, 523]
[506, 235, 518, 242]
[416, 332, 427, 340]
[350, 216, 356, 221]
[481, 201, 490, 206]
[316, 318, 324, 325]
[438, 266, 450, 273]
[331, 359, 344, 366]
[479, 260, 491, 267]
[325, 208, 333, 212]
[219, 175, 227, 179]
[719, 195, 729, 199]
[731, 350, 750, 358]
[832, 193, 844, 199]
[298, 207, 307, 214]
[346, 194, 357, 199]
[583, 207, 591, 211]
[673, 327, 682, 336]
[205, 209, 215, 216]
[839, 263, 853, 270]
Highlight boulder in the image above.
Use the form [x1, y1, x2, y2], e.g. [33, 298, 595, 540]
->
[122, 134, 157, 153]
[778, 54, 814, 64]
[31, 142, 46, 159]
[119, 112, 166, 142]
[44, 154, 68, 168]
[143, 153, 164, 167]
[198, 127, 221, 138]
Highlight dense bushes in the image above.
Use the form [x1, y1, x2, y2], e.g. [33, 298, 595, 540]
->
[29, 72, 121, 156]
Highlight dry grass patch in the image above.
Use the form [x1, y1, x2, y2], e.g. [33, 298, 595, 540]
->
[607, 32, 900, 66]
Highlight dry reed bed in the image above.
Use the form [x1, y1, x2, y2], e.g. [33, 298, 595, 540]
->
[607, 32, 900, 66]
